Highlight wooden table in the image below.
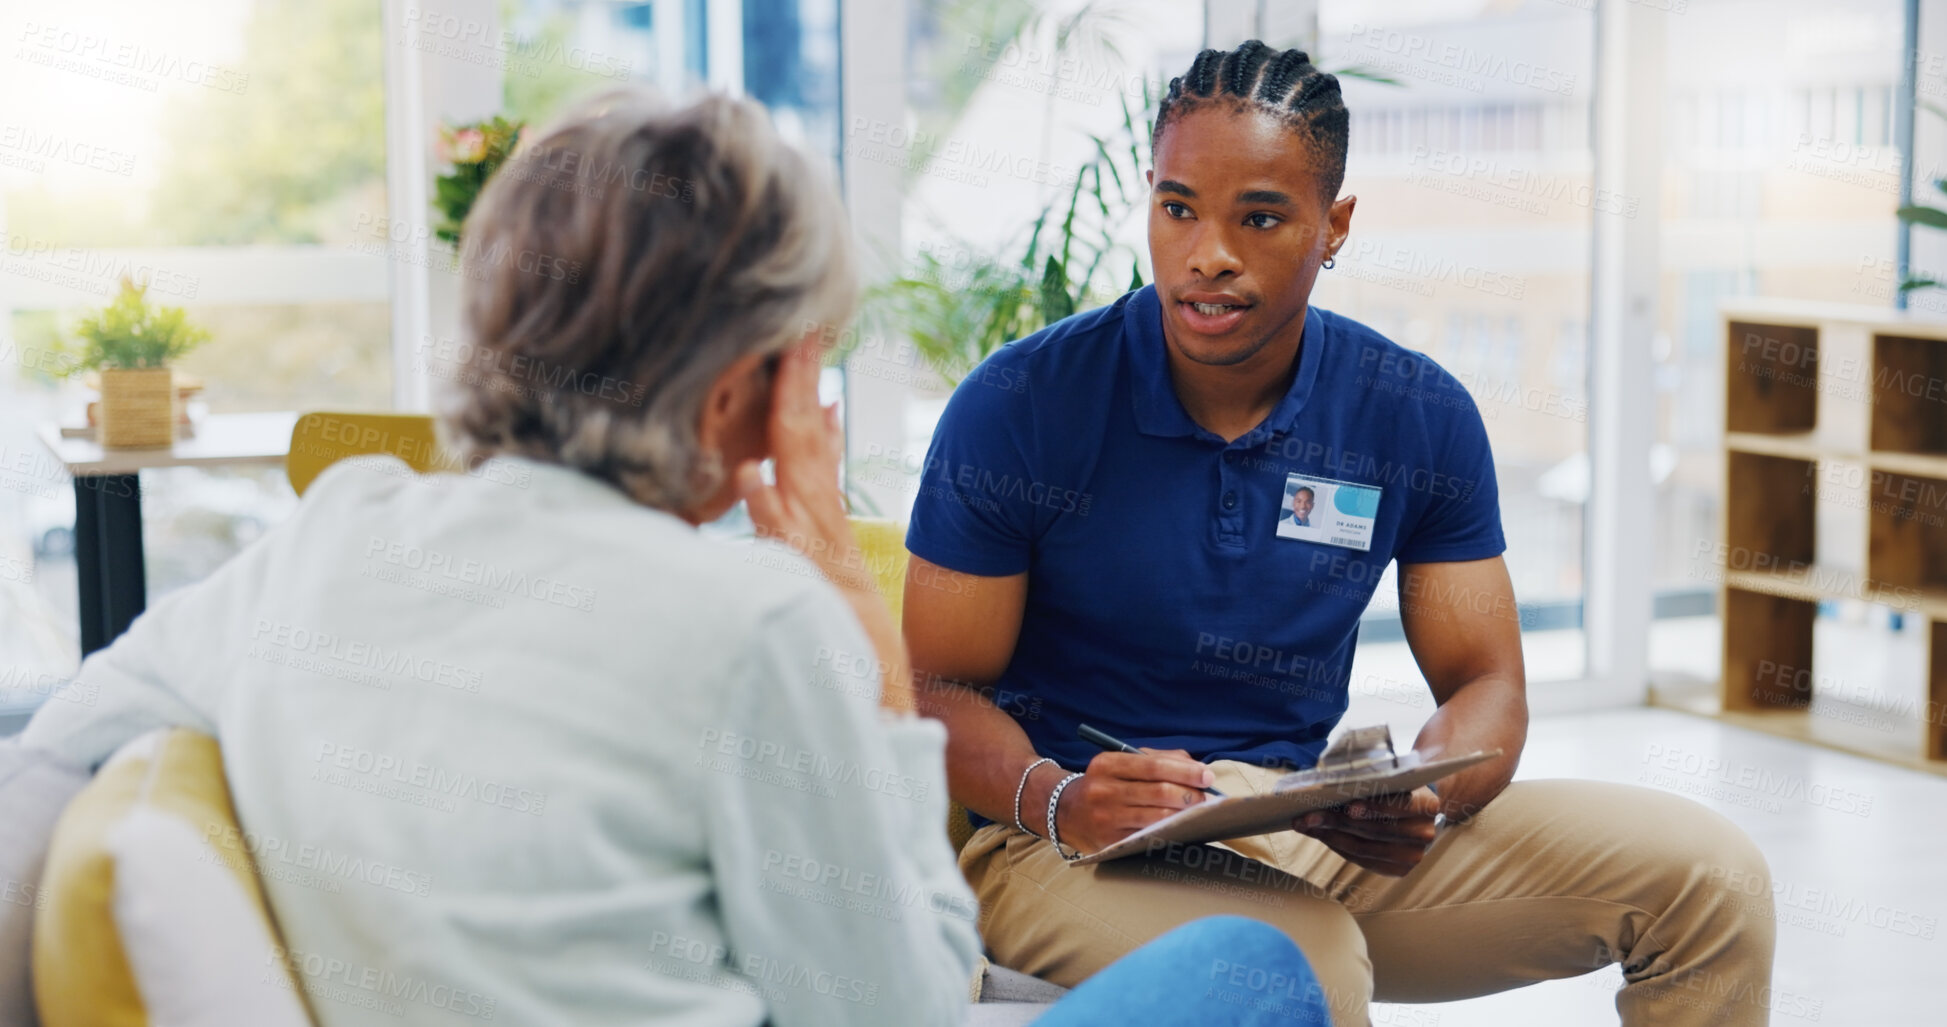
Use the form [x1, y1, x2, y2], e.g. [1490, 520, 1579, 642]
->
[37, 412, 297, 656]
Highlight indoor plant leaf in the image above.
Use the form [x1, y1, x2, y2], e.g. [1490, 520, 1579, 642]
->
[1896, 204, 1947, 229]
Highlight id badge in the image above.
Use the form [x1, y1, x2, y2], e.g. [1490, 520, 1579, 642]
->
[1275, 472, 1380, 551]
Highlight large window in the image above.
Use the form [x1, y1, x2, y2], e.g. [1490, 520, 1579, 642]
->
[0, 0, 847, 705]
[4, 0, 394, 414]
[1, 0, 391, 704]
[1313, 1, 1596, 687]
[1646, 0, 1914, 701]
[497, 0, 842, 161]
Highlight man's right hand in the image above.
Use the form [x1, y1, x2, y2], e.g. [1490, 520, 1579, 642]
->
[1049, 748, 1217, 854]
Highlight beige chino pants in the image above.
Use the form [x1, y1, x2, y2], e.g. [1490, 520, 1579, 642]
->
[963, 765, 1777, 1026]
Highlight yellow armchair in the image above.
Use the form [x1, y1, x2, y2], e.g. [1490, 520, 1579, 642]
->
[849, 518, 977, 852]
[848, 516, 910, 623]
[286, 412, 444, 497]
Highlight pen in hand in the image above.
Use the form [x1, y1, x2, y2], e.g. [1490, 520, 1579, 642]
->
[1078, 723, 1226, 798]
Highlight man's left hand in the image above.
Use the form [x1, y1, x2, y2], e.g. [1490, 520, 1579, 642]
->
[1292, 787, 1441, 877]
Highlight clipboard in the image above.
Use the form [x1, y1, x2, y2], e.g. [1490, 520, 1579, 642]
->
[1068, 726, 1500, 866]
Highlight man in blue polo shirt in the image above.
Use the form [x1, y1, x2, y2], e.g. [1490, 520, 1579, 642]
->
[904, 41, 1774, 1027]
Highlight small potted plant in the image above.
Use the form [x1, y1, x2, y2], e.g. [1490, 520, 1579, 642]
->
[433, 115, 524, 246]
[71, 277, 209, 448]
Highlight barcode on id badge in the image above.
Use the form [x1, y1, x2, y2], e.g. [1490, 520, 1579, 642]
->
[1330, 537, 1358, 546]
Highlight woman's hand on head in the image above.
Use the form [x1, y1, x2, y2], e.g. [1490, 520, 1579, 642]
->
[736, 334, 913, 713]
[736, 336, 851, 566]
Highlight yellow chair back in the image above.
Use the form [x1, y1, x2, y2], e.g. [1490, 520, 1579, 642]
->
[286, 412, 444, 497]
[848, 517, 910, 623]
[33, 730, 317, 1026]
[849, 516, 977, 852]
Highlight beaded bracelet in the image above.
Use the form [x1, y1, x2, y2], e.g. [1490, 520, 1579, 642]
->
[1046, 771, 1087, 862]
[1013, 757, 1056, 837]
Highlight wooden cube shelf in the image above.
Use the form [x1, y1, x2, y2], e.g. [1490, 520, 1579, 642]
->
[1867, 470, 1947, 593]
[1708, 301, 1947, 772]
[1725, 451, 1816, 570]
[1721, 588, 1817, 711]
[1727, 320, 1819, 434]
[1932, 621, 1947, 761]
[1871, 334, 1947, 455]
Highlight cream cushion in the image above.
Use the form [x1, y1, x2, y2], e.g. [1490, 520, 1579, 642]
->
[32, 729, 312, 1026]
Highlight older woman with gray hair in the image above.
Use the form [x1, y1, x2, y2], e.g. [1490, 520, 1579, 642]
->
[21, 90, 1325, 1026]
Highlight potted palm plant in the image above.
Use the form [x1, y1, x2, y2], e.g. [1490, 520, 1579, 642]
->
[71, 277, 210, 448]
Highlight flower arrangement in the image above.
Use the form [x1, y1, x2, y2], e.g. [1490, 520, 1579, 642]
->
[432, 115, 524, 246]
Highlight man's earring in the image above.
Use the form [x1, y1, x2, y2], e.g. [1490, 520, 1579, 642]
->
[1322, 255, 1336, 270]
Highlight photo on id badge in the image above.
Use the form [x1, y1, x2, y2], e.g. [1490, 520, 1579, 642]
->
[1276, 472, 1380, 551]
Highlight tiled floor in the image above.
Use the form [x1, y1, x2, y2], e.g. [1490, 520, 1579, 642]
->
[1362, 706, 1944, 1026]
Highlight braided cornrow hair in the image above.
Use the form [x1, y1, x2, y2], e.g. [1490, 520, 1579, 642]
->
[1154, 40, 1349, 203]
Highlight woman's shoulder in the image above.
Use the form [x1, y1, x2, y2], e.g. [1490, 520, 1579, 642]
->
[552, 512, 865, 659]
[295, 456, 863, 686]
